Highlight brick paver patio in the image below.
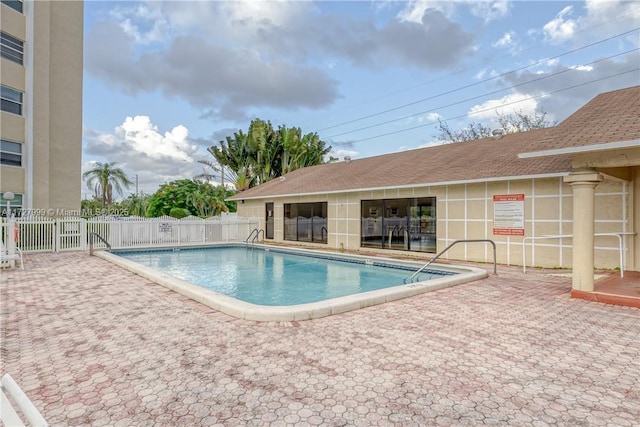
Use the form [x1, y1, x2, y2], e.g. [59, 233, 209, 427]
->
[1, 252, 639, 426]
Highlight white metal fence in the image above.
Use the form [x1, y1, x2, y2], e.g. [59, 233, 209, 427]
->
[1, 213, 261, 253]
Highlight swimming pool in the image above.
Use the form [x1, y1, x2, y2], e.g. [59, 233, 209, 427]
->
[99, 244, 488, 321]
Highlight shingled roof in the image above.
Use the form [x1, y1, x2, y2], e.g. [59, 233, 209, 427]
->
[522, 85, 640, 155]
[232, 86, 639, 200]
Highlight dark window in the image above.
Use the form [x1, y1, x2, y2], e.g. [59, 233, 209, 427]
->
[1, 31, 24, 64]
[0, 85, 22, 115]
[361, 197, 436, 252]
[1, 0, 23, 13]
[0, 139, 22, 166]
[284, 202, 327, 244]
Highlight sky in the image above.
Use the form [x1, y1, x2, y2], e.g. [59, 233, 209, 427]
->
[81, 0, 640, 199]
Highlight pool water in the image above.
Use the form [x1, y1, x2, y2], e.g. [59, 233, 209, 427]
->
[117, 246, 455, 306]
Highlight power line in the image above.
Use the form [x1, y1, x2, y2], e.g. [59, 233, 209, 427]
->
[317, 26, 640, 133]
[327, 48, 639, 139]
[344, 68, 640, 143]
[315, 11, 639, 122]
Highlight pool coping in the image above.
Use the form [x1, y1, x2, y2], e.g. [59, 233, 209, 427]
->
[96, 243, 489, 322]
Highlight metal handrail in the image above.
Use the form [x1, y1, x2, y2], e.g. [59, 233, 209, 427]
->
[245, 228, 264, 245]
[321, 226, 328, 241]
[245, 228, 258, 243]
[522, 232, 636, 277]
[89, 232, 111, 255]
[405, 239, 497, 283]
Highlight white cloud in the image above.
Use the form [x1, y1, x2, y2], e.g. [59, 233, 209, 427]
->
[582, 0, 640, 40]
[468, 93, 540, 121]
[110, 3, 171, 45]
[397, 0, 509, 23]
[570, 64, 594, 72]
[540, 1, 638, 46]
[418, 112, 442, 123]
[116, 116, 195, 163]
[84, 116, 204, 195]
[497, 51, 638, 122]
[474, 68, 499, 80]
[469, 0, 511, 22]
[85, 2, 475, 120]
[543, 6, 577, 43]
[493, 31, 521, 56]
[396, 0, 454, 23]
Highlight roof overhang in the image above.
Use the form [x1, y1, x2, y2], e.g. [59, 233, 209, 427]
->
[518, 139, 640, 159]
[231, 172, 569, 201]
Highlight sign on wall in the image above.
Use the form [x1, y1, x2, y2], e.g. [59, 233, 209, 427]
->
[493, 194, 525, 236]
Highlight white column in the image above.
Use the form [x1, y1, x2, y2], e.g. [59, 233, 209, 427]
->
[564, 168, 603, 292]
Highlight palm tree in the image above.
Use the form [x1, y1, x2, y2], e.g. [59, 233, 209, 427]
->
[82, 161, 133, 208]
[207, 119, 331, 190]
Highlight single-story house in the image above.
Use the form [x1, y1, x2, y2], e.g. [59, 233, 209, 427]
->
[230, 85, 640, 293]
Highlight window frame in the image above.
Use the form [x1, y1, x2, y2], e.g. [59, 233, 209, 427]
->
[283, 201, 328, 244]
[0, 139, 22, 167]
[0, 85, 23, 115]
[1, 0, 23, 13]
[0, 31, 24, 65]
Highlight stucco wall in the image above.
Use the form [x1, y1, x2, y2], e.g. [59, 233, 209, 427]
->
[0, 1, 83, 212]
[236, 175, 631, 270]
[31, 0, 84, 212]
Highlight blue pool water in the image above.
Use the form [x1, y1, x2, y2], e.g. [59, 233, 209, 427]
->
[116, 246, 455, 306]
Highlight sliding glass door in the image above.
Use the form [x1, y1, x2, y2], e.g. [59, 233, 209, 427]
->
[361, 197, 436, 252]
[284, 202, 328, 244]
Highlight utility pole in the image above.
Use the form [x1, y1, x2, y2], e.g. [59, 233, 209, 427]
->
[135, 174, 139, 197]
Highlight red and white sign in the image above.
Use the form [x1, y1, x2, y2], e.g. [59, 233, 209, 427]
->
[493, 194, 525, 236]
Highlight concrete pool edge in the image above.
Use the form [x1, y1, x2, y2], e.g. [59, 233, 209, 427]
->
[96, 244, 488, 322]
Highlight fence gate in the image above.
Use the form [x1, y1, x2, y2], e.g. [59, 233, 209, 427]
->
[56, 217, 85, 251]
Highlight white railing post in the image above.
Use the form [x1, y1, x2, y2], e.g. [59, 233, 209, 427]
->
[6, 215, 17, 268]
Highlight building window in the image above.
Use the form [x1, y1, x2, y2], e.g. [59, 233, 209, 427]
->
[1, 0, 23, 13]
[0, 139, 22, 166]
[284, 202, 328, 244]
[1, 31, 24, 65]
[361, 197, 436, 253]
[0, 85, 22, 115]
[1, 192, 22, 217]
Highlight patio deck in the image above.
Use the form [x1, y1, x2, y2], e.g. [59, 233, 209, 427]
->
[1, 252, 639, 426]
[572, 271, 640, 309]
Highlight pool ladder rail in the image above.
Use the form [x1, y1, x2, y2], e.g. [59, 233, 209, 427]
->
[88, 232, 112, 255]
[404, 239, 497, 283]
[245, 228, 265, 246]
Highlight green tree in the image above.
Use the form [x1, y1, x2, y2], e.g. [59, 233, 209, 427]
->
[82, 161, 133, 208]
[80, 196, 102, 217]
[169, 207, 190, 219]
[121, 193, 150, 217]
[146, 179, 200, 217]
[435, 109, 557, 143]
[146, 179, 235, 218]
[280, 126, 331, 174]
[247, 119, 282, 184]
[187, 183, 231, 217]
[207, 119, 331, 189]
[208, 130, 251, 179]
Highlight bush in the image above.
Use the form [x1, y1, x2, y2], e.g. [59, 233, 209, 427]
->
[169, 207, 190, 219]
